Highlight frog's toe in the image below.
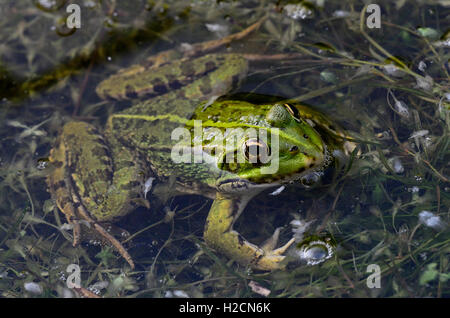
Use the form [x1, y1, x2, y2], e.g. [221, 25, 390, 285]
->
[70, 196, 135, 269]
[272, 237, 296, 256]
[261, 228, 296, 256]
[253, 237, 296, 270]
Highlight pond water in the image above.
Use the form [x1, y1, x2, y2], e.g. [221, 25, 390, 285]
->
[0, 0, 449, 298]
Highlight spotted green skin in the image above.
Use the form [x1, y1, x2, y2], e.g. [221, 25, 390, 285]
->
[48, 53, 344, 270]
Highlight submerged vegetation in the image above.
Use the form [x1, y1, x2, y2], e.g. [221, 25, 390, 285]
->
[0, 0, 449, 297]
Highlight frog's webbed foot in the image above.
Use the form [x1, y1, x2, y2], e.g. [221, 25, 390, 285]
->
[204, 194, 295, 271]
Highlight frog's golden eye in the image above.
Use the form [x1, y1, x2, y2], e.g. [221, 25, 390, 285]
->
[243, 138, 270, 164]
[284, 103, 299, 118]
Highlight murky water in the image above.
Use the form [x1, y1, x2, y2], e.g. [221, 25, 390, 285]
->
[0, 0, 449, 298]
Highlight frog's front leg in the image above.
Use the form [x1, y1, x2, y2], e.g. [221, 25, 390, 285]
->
[204, 192, 295, 271]
[47, 122, 147, 269]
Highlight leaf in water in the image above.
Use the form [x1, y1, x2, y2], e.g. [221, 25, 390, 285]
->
[320, 70, 338, 84]
[417, 27, 440, 40]
[313, 42, 337, 53]
[419, 263, 438, 285]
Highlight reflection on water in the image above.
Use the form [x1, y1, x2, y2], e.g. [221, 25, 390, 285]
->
[0, 0, 449, 298]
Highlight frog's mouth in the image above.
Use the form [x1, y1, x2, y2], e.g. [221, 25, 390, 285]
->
[216, 145, 332, 192]
[216, 177, 268, 194]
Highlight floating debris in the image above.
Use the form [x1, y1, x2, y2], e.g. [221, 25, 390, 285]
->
[394, 100, 410, 118]
[391, 157, 404, 174]
[283, 3, 313, 20]
[415, 75, 433, 91]
[269, 185, 285, 196]
[382, 64, 405, 77]
[418, 61, 427, 72]
[143, 177, 155, 199]
[320, 70, 338, 84]
[173, 290, 189, 298]
[248, 280, 271, 297]
[24, 282, 43, 295]
[165, 290, 189, 298]
[418, 211, 446, 231]
[205, 23, 229, 38]
[332, 10, 350, 18]
[409, 130, 429, 139]
[87, 281, 109, 296]
[433, 38, 450, 48]
[290, 218, 314, 241]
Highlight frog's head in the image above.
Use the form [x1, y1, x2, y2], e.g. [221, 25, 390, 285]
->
[216, 103, 328, 193]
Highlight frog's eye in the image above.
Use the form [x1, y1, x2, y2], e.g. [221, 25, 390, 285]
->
[243, 138, 270, 164]
[284, 103, 299, 119]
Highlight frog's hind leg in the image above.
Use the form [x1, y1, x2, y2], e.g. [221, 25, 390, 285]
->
[48, 121, 145, 269]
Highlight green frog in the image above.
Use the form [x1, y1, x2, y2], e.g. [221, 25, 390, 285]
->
[47, 41, 353, 271]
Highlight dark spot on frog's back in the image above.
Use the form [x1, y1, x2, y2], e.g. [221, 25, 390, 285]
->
[204, 61, 217, 72]
[151, 78, 168, 95]
[125, 85, 138, 99]
[154, 84, 168, 95]
[168, 80, 182, 90]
